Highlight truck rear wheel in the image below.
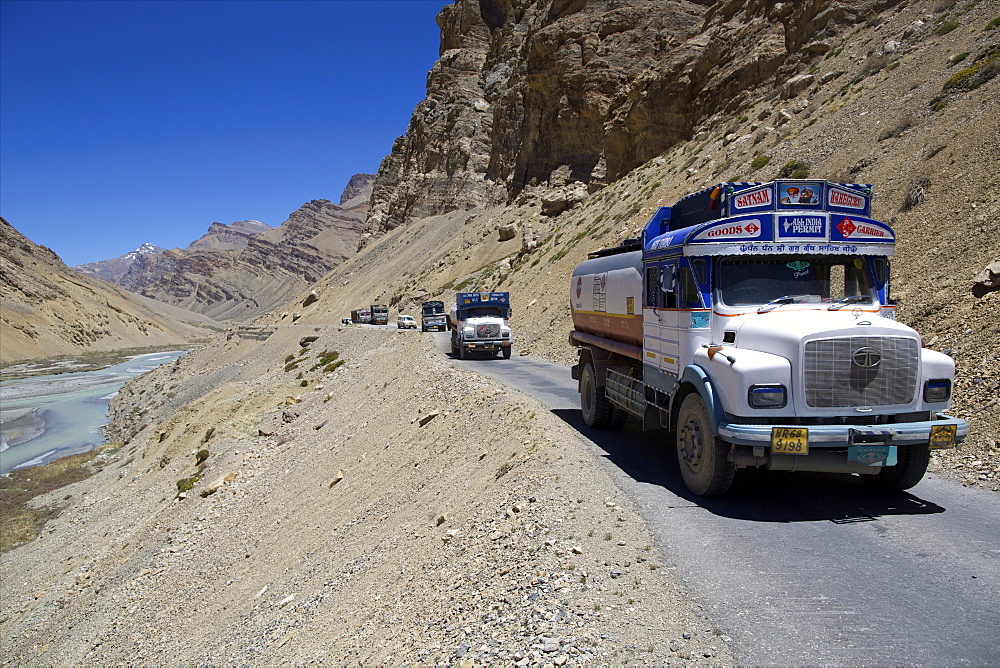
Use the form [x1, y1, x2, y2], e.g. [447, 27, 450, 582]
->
[581, 363, 616, 429]
[863, 443, 930, 491]
[676, 394, 735, 496]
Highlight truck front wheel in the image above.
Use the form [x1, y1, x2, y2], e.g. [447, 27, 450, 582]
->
[863, 443, 930, 491]
[502, 346, 512, 359]
[676, 394, 735, 496]
[581, 363, 617, 429]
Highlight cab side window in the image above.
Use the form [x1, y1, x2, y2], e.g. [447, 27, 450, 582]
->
[681, 266, 701, 306]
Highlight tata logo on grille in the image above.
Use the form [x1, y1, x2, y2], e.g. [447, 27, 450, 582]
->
[852, 347, 882, 368]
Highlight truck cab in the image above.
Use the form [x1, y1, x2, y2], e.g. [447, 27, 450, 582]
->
[449, 292, 513, 359]
[421, 300, 447, 332]
[570, 180, 967, 495]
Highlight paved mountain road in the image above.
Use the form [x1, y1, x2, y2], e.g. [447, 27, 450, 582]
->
[433, 333, 1000, 665]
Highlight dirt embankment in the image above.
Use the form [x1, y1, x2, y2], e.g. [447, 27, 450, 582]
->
[0, 326, 734, 665]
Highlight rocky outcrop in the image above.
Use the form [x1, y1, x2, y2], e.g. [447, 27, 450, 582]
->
[0, 218, 220, 364]
[364, 0, 899, 239]
[185, 220, 271, 253]
[119, 177, 374, 322]
[72, 243, 166, 284]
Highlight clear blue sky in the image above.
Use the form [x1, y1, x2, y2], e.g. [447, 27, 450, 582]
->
[0, 0, 450, 266]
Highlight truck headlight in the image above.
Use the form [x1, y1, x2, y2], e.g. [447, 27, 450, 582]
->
[923, 379, 952, 403]
[463, 327, 474, 338]
[748, 384, 787, 409]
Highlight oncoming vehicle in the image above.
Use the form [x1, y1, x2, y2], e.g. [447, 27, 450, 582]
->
[449, 292, 513, 359]
[569, 180, 967, 496]
[421, 300, 447, 332]
[397, 315, 416, 329]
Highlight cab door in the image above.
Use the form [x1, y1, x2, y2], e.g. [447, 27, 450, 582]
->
[643, 260, 681, 392]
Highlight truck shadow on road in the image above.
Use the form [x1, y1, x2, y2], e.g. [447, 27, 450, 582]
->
[550, 409, 946, 524]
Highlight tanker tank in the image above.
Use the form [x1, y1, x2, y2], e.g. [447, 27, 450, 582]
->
[569, 249, 643, 348]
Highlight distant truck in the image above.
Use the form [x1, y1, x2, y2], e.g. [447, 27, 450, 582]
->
[569, 179, 967, 496]
[449, 292, 513, 359]
[421, 300, 447, 332]
[351, 308, 372, 325]
[371, 304, 389, 326]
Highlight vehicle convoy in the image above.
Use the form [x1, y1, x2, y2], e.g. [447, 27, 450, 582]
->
[371, 304, 389, 326]
[449, 292, 513, 359]
[397, 314, 416, 329]
[351, 308, 372, 325]
[421, 300, 447, 332]
[569, 180, 967, 496]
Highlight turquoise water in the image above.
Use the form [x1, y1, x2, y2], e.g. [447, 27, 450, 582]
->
[0, 351, 186, 474]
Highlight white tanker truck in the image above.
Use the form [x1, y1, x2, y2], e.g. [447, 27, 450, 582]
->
[569, 180, 967, 496]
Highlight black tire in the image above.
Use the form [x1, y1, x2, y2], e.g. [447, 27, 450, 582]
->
[863, 443, 930, 491]
[502, 346, 512, 359]
[676, 393, 735, 496]
[580, 362, 616, 428]
[458, 341, 467, 360]
[451, 334, 459, 356]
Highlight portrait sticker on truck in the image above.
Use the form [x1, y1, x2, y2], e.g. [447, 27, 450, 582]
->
[771, 427, 808, 455]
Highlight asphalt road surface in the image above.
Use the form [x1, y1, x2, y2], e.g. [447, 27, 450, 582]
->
[434, 333, 1000, 666]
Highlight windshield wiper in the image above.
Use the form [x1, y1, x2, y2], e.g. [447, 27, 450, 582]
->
[757, 295, 809, 313]
[827, 295, 867, 310]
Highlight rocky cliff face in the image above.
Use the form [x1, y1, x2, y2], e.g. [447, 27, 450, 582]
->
[0, 219, 219, 364]
[120, 176, 375, 322]
[364, 0, 900, 239]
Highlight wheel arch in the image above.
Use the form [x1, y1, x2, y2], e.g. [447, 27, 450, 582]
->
[674, 365, 726, 435]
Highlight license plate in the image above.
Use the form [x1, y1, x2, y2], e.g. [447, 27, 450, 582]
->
[771, 427, 808, 455]
[929, 424, 957, 449]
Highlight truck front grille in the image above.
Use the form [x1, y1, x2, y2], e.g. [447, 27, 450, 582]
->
[476, 324, 500, 338]
[803, 336, 918, 407]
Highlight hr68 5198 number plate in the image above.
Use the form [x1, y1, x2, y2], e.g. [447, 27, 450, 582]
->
[771, 427, 808, 455]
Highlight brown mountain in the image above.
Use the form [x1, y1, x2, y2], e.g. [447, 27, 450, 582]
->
[0, 218, 220, 365]
[119, 175, 375, 322]
[184, 220, 272, 253]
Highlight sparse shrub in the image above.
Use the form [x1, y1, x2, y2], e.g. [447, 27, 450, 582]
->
[935, 21, 960, 35]
[900, 177, 931, 212]
[195, 449, 209, 465]
[778, 159, 811, 179]
[300, 380, 309, 387]
[943, 47, 1000, 91]
[877, 115, 915, 141]
[950, 51, 971, 65]
[284, 354, 295, 363]
[176, 473, 201, 495]
[988, 17, 1000, 31]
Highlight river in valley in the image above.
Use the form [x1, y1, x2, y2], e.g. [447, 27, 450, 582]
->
[0, 351, 186, 474]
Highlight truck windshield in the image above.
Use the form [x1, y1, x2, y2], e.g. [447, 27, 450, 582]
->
[716, 255, 874, 307]
[464, 306, 505, 318]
